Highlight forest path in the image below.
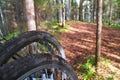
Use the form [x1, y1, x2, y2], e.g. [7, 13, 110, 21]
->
[56, 21, 120, 69]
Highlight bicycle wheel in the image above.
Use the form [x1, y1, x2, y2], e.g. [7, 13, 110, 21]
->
[0, 31, 66, 65]
[0, 54, 78, 80]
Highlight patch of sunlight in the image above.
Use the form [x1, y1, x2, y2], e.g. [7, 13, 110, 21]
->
[74, 43, 91, 51]
[79, 44, 88, 49]
[108, 63, 120, 73]
[69, 27, 80, 33]
[81, 39, 94, 43]
[101, 58, 120, 80]
[108, 42, 120, 47]
[103, 52, 120, 60]
[101, 59, 119, 72]
[73, 41, 94, 51]
[52, 25, 58, 28]
[69, 27, 93, 34]
[114, 37, 120, 40]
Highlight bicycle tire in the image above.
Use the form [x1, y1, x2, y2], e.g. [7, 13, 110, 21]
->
[0, 31, 66, 65]
[0, 54, 78, 80]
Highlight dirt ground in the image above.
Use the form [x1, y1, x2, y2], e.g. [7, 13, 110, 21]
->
[56, 21, 120, 69]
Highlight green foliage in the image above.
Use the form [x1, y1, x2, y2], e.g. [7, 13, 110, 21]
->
[38, 44, 48, 52]
[77, 56, 96, 80]
[45, 18, 58, 28]
[107, 77, 114, 80]
[111, 23, 120, 29]
[115, 0, 120, 18]
[35, 0, 49, 7]
[103, 22, 109, 26]
[42, 18, 69, 34]
[77, 56, 120, 80]
[53, 23, 69, 33]
[104, 22, 120, 29]
[71, 20, 81, 22]
[5, 30, 19, 40]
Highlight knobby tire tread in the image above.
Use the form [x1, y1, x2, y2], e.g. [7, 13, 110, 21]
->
[0, 54, 78, 80]
[0, 31, 65, 65]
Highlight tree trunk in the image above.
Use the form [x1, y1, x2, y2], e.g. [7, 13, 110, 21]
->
[85, 0, 91, 22]
[79, 0, 83, 21]
[65, 0, 71, 20]
[82, 0, 91, 22]
[76, 0, 80, 20]
[95, 0, 103, 71]
[49, 0, 56, 20]
[109, 0, 112, 25]
[62, 0, 65, 27]
[0, 6, 8, 35]
[14, 0, 24, 33]
[92, 0, 96, 22]
[25, 0, 36, 54]
[25, 0, 36, 31]
[56, 0, 63, 26]
[0, 6, 5, 35]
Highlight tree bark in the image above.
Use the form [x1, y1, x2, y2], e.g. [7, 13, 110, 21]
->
[25, 0, 36, 31]
[0, 6, 5, 35]
[95, 0, 103, 71]
[56, 0, 63, 26]
[62, 0, 65, 27]
[92, 0, 96, 22]
[79, 0, 83, 21]
[65, 0, 71, 20]
[109, 0, 112, 25]
[24, 0, 37, 54]
[76, 0, 79, 20]
[14, 0, 24, 33]
[0, 6, 8, 35]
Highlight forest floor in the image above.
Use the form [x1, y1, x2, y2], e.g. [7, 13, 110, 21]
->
[55, 21, 120, 79]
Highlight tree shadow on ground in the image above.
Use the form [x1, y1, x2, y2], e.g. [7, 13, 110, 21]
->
[56, 22, 120, 69]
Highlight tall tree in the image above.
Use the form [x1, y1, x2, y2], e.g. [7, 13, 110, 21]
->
[79, 0, 83, 21]
[0, 1, 9, 35]
[95, 0, 103, 71]
[92, 0, 97, 22]
[0, 6, 6, 35]
[56, 0, 63, 26]
[65, 0, 71, 20]
[82, 0, 91, 22]
[62, 0, 65, 27]
[25, 0, 36, 31]
[50, 0, 56, 19]
[76, 0, 80, 20]
[25, 0, 36, 54]
[116, 0, 120, 21]
[14, 0, 25, 33]
[109, 0, 113, 25]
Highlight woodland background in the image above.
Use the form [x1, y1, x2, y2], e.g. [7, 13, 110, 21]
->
[0, 0, 120, 80]
[0, 0, 120, 35]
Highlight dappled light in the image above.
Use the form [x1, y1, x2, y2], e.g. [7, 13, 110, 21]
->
[56, 22, 120, 69]
[0, 0, 120, 79]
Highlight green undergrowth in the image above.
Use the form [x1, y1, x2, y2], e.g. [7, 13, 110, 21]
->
[72, 21, 120, 30]
[4, 20, 69, 41]
[77, 55, 96, 80]
[71, 20, 89, 23]
[77, 55, 120, 80]
[5, 30, 19, 40]
[50, 23, 69, 35]
[104, 23, 120, 30]
[110, 23, 120, 29]
[41, 20, 70, 35]
[72, 20, 81, 22]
